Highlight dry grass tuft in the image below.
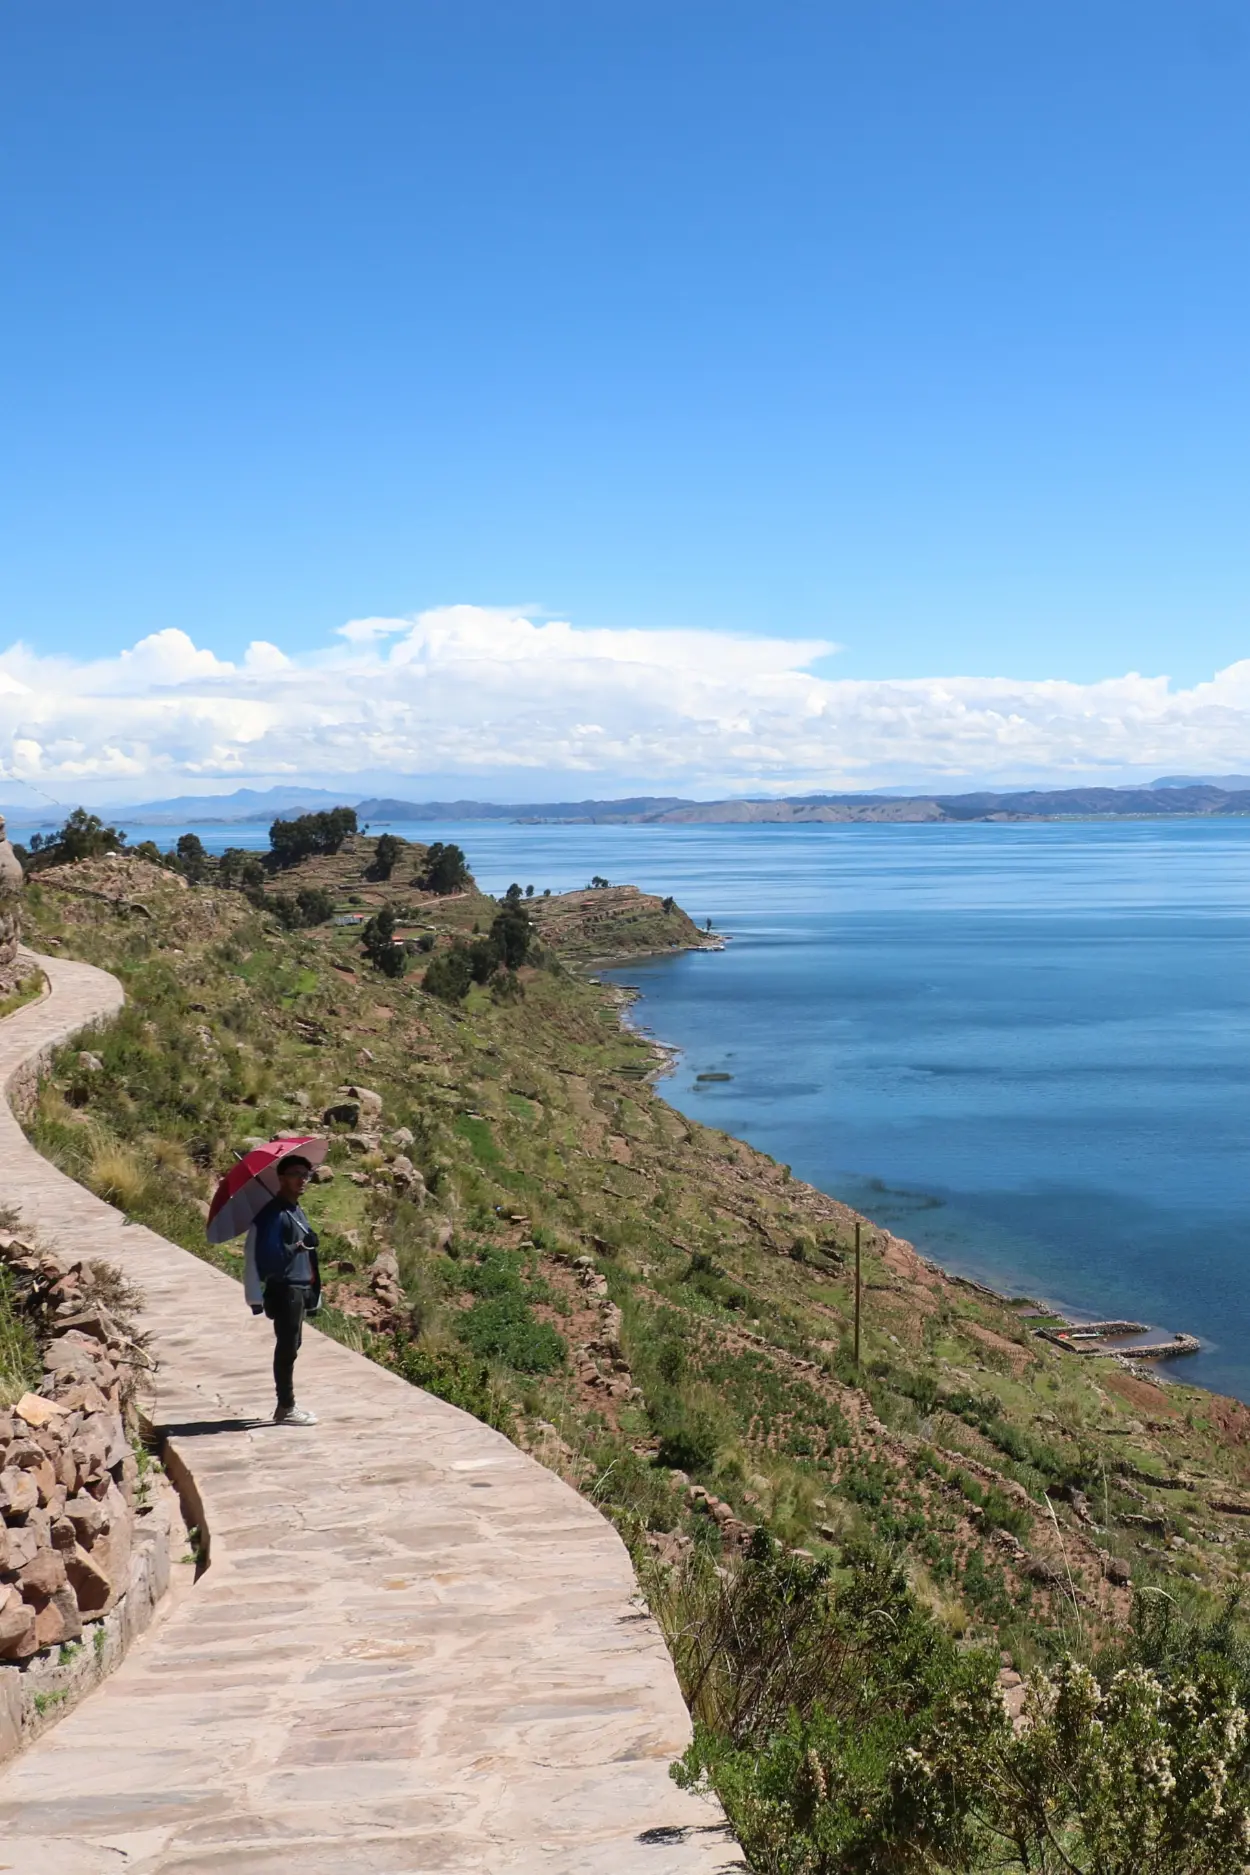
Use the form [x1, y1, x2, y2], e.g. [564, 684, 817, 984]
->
[146, 1134, 194, 1181]
[87, 1135, 151, 1212]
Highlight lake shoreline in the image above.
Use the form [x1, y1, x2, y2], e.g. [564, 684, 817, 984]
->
[607, 957, 1211, 1397]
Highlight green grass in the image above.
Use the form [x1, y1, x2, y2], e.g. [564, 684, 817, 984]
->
[0, 1262, 39, 1406]
[0, 968, 44, 1021]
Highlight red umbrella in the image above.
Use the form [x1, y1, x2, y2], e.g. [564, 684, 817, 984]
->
[206, 1135, 328, 1244]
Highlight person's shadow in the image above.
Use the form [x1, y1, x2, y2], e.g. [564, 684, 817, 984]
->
[154, 1416, 269, 1438]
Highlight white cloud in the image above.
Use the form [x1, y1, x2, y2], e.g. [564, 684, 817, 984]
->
[0, 605, 1246, 796]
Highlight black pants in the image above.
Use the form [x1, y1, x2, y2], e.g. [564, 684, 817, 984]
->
[264, 1281, 310, 1410]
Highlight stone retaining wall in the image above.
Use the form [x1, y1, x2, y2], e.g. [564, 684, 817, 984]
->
[0, 1233, 180, 1761]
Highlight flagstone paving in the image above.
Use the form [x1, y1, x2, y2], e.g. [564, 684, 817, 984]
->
[0, 949, 737, 1873]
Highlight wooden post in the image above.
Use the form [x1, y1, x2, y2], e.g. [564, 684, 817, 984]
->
[854, 1219, 862, 1368]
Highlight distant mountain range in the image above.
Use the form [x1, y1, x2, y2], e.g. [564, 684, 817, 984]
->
[4, 778, 1250, 830]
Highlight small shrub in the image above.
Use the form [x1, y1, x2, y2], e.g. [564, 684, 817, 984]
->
[651, 1391, 721, 1474]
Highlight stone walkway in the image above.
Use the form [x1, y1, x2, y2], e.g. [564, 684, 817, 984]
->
[0, 950, 737, 1874]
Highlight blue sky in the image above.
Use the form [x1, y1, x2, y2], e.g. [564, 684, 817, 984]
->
[1, 3, 1249, 798]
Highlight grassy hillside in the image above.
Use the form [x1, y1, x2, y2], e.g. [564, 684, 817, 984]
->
[18, 840, 1250, 1869]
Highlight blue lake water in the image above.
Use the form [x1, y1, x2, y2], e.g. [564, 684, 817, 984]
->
[122, 815, 1250, 1401]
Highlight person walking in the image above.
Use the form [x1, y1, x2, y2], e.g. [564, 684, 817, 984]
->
[243, 1152, 321, 1425]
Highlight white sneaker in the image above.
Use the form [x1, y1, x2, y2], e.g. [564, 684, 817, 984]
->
[273, 1404, 318, 1426]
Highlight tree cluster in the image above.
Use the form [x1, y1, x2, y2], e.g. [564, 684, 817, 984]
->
[368, 832, 405, 880]
[361, 904, 407, 978]
[269, 886, 336, 930]
[421, 894, 533, 1003]
[416, 841, 469, 895]
[18, 808, 128, 872]
[268, 807, 358, 869]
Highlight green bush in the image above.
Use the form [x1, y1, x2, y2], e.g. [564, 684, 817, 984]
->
[651, 1390, 721, 1474]
[423, 942, 473, 1002]
[449, 1245, 566, 1374]
[386, 1335, 514, 1434]
[456, 1294, 566, 1372]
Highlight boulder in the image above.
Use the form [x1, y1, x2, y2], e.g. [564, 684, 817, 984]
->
[19, 1547, 68, 1598]
[50, 1516, 77, 1554]
[33, 1585, 82, 1649]
[98, 1411, 129, 1470]
[322, 1100, 361, 1129]
[0, 1600, 36, 1661]
[65, 1542, 112, 1614]
[5, 1524, 39, 1572]
[63, 1493, 109, 1544]
[57, 1380, 110, 1415]
[86, 1483, 132, 1593]
[389, 1155, 425, 1199]
[42, 1335, 101, 1384]
[13, 1392, 68, 1431]
[77, 1051, 104, 1074]
[388, 1127, 415, 1149]
[0, 1466, 38, 1516]
[31, 1457, 57, 1505]
[344, 1085, 383, 1117]
[4, 1438, 46, 1469]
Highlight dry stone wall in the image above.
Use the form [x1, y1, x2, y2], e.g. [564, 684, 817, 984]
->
[0, 819, 22, 997]
[0, 1230, 175, 1759]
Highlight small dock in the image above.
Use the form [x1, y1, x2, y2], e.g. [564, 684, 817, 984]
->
[1035, 1319, 1201, 1362]
[1122, 1333, 1201, 1361]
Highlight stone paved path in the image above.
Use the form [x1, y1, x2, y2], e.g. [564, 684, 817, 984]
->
[0, 951, 737, 1874]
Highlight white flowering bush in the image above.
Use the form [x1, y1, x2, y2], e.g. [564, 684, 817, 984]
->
[668, 1539, 1250, 1872]
[957, 1659, 1250, 1873]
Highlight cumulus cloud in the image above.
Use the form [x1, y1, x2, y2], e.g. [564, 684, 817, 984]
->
[0, 607, 1247, 796]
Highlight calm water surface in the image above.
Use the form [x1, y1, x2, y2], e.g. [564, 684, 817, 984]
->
[128, 816, 1250, 1400]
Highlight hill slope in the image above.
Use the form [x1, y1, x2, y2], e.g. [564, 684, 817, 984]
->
[19, 843, 1250, 1866]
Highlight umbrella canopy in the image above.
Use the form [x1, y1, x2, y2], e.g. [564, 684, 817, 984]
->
[206, 1135, 328, 1244]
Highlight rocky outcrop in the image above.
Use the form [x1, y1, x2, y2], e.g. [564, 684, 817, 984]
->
[0, 818, 22, 996]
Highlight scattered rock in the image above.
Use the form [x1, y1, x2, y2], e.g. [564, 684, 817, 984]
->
[76, 1051, 104, 1074]
[322, 1100, 361, 1129]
